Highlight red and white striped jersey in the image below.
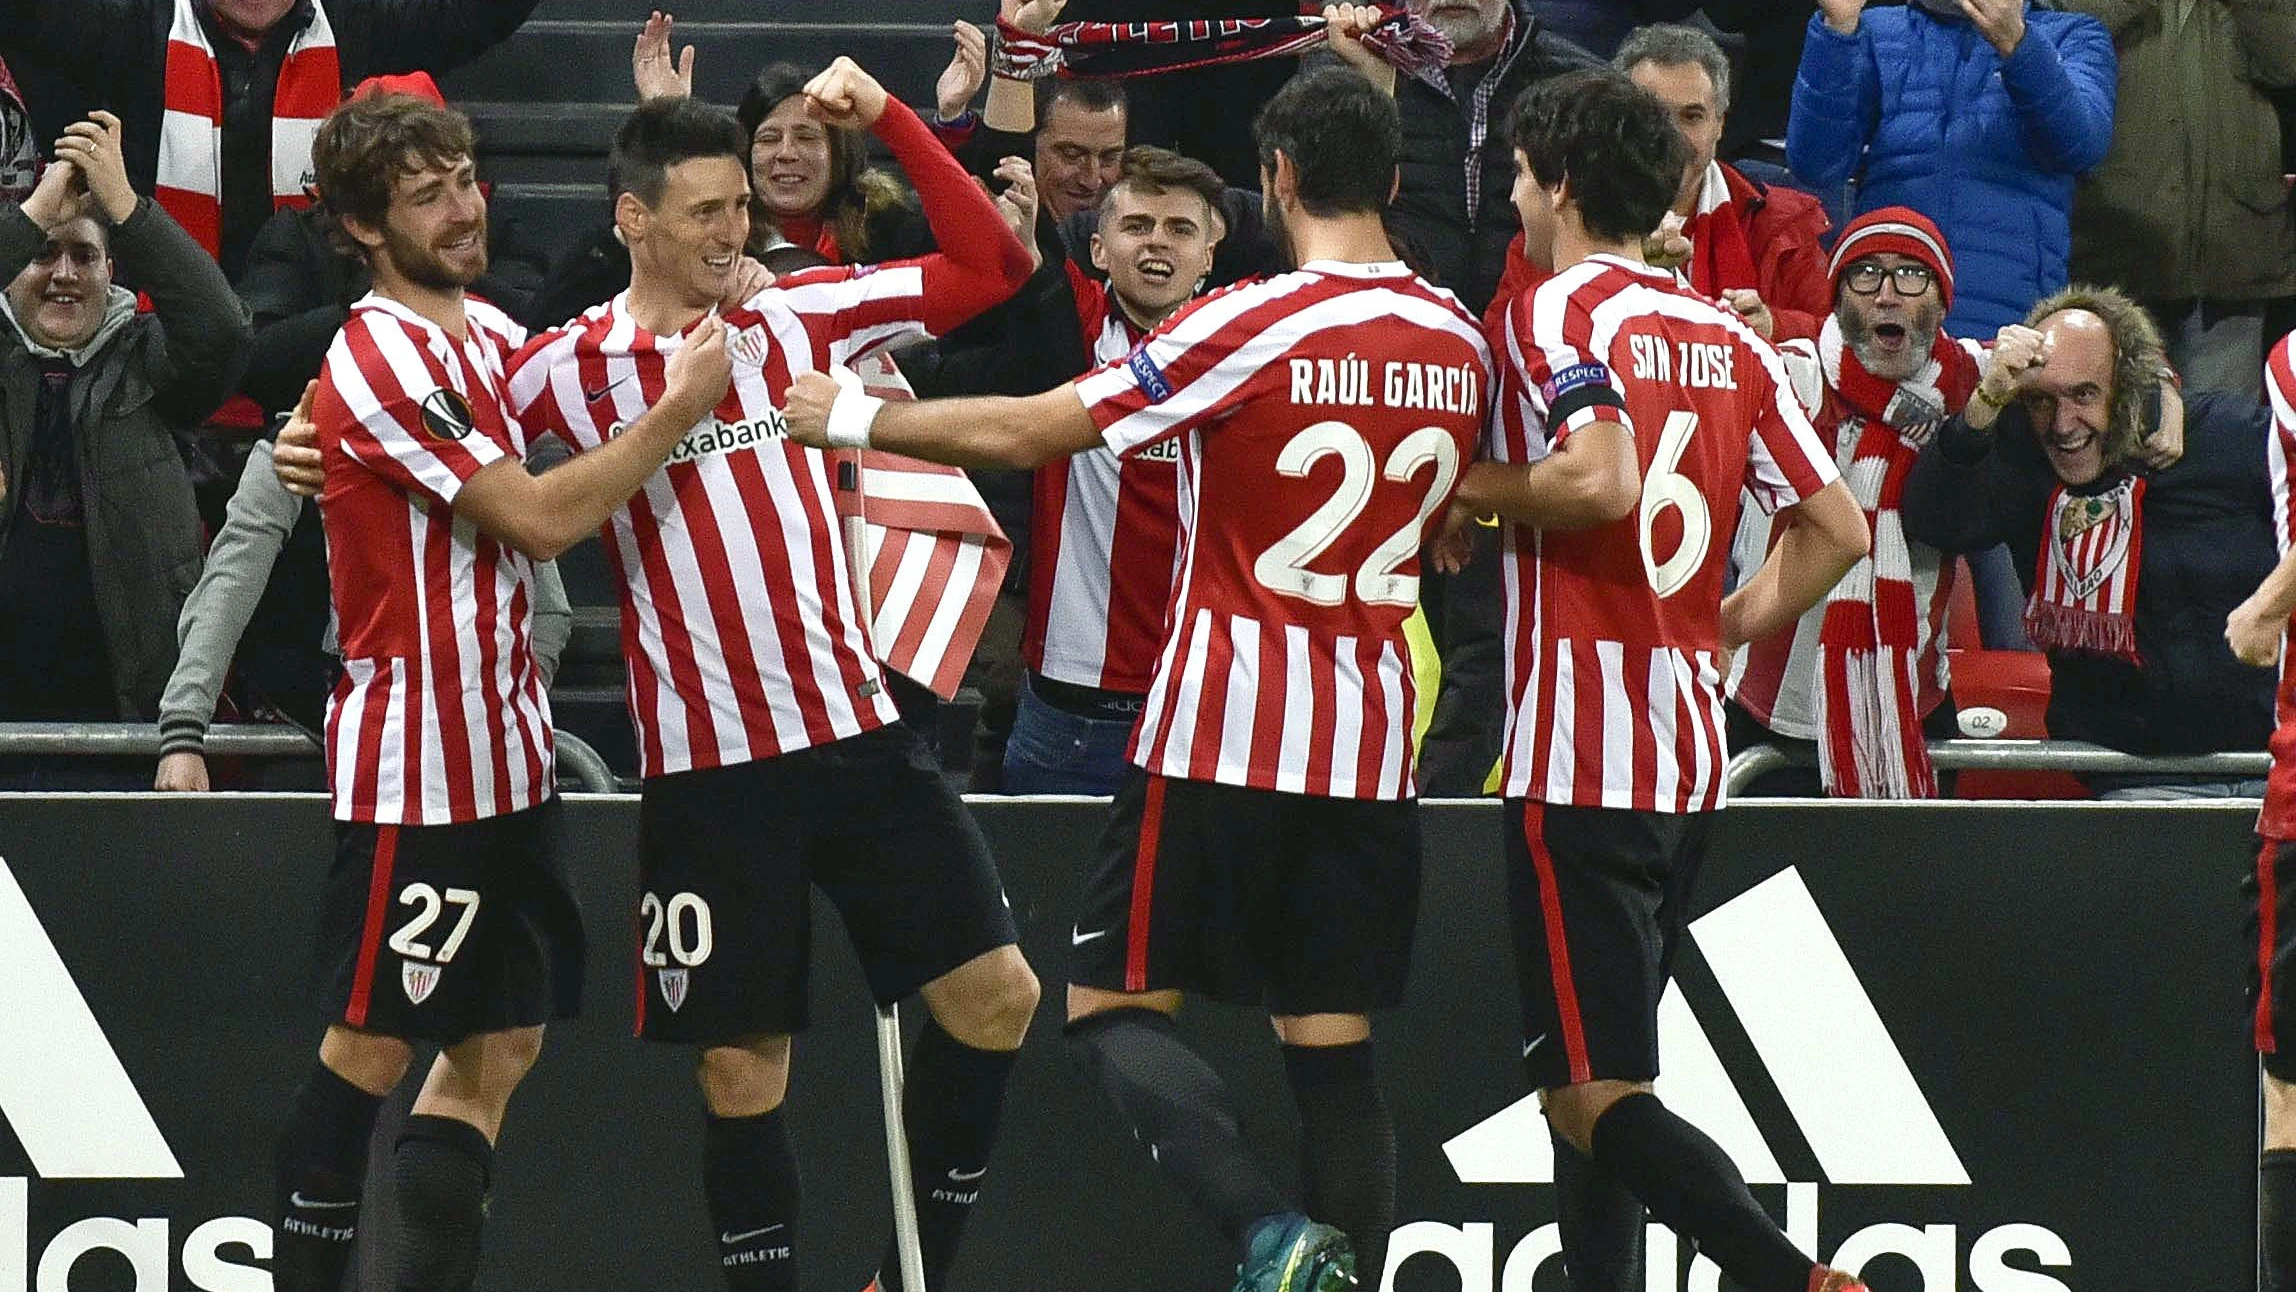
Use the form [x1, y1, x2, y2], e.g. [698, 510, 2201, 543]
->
[1024, 264, 1182, 693]
[506, 267, 955, 780]
[1493, 255, 1838, 813]
[2260, 337, 2296, 838]
[317, 294, 553, 825]
[1074, 260, 1492, 799]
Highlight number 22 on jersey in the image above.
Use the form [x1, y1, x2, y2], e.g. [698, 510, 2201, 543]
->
[1252, 419, 1463, 609]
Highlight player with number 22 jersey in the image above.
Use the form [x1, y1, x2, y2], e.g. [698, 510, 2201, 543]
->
[778, 66, 1492, 1292]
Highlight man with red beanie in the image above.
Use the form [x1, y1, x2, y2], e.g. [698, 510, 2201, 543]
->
[1726, 206, 1990, 797]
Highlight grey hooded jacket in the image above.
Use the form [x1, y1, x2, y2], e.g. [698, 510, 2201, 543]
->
[0, 197, 250, 717]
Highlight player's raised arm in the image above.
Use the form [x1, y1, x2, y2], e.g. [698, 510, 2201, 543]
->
[806, 58, 1034, 334]
[292, 317, 735, 560]
[784, 369, 1100, 469]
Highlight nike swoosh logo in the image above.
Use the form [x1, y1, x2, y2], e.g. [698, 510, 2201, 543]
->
[289, 1192, 359, 1210]
[584, 375, 631, 404]
[1071, 928, 1109, 946]
[946, 1166, 988, 1182]
[1522, 1034, 1547, 1058]
[721, 1224, 785, 1244]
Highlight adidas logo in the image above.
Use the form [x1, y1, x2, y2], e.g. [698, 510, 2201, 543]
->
[0, 856, 269, 1289]
[0, 856, 178, 1180]
[1387, 868, 2072, 1292]
[1443, 868, 1966, 1187]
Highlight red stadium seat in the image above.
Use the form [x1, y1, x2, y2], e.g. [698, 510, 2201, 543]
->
[1941, 559, 2089, 799]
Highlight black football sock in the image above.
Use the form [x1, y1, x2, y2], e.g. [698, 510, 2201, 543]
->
[2263, 1148, 2296, 1292]
[876, 1017, 1017, 1292]
[392, 1114, 494, 1292]
[273, 1064, 386, 1292]
[705, 1108, 800, 1291]
[1066, 1008, 1290, 1251]
[1551, 1123, 1645, 1292]
[1281, 1041, 1394, 1281]
[1590, 1093, 1815, 1292]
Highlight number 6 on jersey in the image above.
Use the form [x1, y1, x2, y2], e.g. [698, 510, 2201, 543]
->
[1640, 410, 1710, 598]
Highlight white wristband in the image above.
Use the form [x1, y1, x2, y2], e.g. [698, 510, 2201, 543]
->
[822, 365, 885, 449]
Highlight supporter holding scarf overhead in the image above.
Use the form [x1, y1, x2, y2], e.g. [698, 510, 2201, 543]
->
[1900, 284, 2278, 800]
[991, 3, 1452, 81]
[1728, 207, 1983, 800]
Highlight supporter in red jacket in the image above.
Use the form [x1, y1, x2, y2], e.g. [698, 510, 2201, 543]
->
[1485, 24, 1831, 342]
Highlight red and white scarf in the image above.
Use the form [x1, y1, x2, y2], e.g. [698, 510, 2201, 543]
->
[832, 355, 1013, 699]
[157, 0, 340, 255]
[2025, 477, 2147, 662]
[1807, 316, 1983, 798]
[993, 6, 1452, 82]
[1678, 162, 1758, 302]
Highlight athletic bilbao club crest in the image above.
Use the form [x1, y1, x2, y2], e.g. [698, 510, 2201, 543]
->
[659, 967, 690, 1012]
[729, 325, 768, 369]
[2049, 480, 2140, 601]
[401, 961, 441, 1006]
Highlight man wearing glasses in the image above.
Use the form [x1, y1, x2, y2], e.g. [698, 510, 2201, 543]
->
[1726, 208, 1991, 799]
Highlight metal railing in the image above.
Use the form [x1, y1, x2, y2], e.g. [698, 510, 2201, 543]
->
[0, 722, 622, 795]
[1724, 738, 2272, 797]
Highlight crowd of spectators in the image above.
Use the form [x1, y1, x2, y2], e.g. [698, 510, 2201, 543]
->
[0, 0, 2291, 803]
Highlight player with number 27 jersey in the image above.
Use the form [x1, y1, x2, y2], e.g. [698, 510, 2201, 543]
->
[1493, 255, 1838, 812]
[1075, 262, 1493, 800]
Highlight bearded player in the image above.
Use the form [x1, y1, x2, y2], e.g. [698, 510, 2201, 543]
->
[785, 56, 1484, 1292]
[271, 91, 730, 1292]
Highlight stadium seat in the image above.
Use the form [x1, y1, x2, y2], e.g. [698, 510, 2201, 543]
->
[1941, 558, 2088, 799]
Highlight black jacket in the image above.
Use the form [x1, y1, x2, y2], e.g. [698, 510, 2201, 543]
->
[0, 0, 543, 277]
[235, 200, 545, 414]
[1314, 2, 1598, 313]
[1900, 392, 2278, 760]
[0, 198, 251, 717]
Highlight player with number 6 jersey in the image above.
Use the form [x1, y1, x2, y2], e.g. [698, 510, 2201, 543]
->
[1491, 252, 1833, 813]
[1449, 72, 1872, 1292]
[782, 62, 1486, 1292]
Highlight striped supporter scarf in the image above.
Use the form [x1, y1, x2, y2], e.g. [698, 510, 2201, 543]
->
[991, 6, 1452, 81]
[1805, 315, 1982, 799]
[2025, 476, 2146, 663]
[157, 0, 339, 256]
[831, 354, 1012, 699]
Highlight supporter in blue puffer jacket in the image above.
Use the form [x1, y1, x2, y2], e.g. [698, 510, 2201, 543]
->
[1787, 0, 2116, 338]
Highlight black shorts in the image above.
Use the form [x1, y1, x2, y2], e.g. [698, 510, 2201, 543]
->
[320, 799, 584, 1045]
[2249, 837, 2296, 1081]
[1069, 771, 1421, 1015]
[1508, 799, 1712, 1090]
[634, 724, 1019, 1044]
